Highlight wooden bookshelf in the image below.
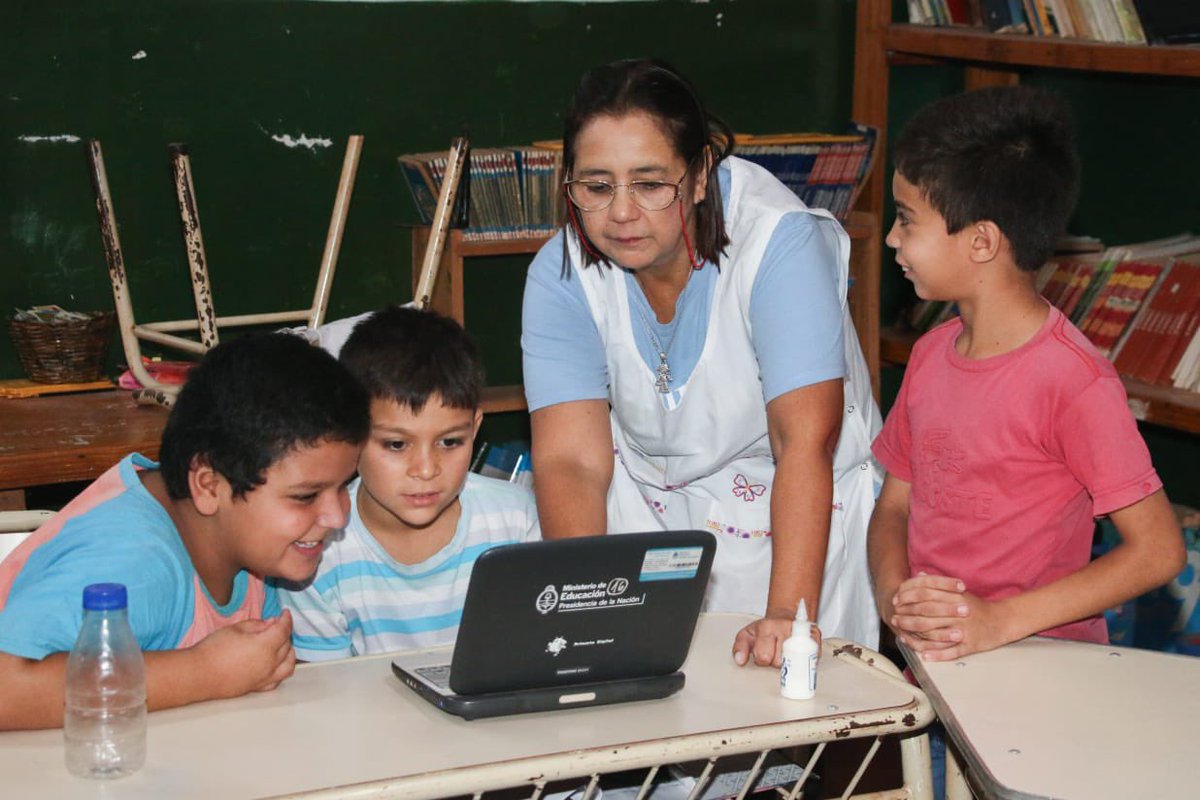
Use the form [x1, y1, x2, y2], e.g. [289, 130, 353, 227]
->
[480, 384, 526, 415]
[853, 0, 1200, 436]
[880, 325, 1200, 435]
[414, 210, 884, 410]
[883, 24, 1200, 79]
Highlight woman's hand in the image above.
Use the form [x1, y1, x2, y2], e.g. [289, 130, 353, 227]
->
[732, 608, 821, 667]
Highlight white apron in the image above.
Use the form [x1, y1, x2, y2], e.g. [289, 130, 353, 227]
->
[570, 157, 881, 647]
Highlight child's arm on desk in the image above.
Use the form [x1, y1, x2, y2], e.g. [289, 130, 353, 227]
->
[898, 490, 1184, 662]
[0, 611, 296, 731]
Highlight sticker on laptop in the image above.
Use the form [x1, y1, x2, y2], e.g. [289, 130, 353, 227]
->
[640, 546, 703, 582]
[536, 580, 645, 614]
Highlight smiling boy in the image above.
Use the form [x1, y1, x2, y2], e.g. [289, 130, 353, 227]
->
[0, 333, 369, 730]
[281, 306, 540, 659]
[868, 86, 1183, 663]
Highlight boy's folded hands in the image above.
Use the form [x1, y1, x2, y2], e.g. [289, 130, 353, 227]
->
[193, 609, 297, 698]
[888, 572, 1017, 662]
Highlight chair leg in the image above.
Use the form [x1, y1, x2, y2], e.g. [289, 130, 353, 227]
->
[945, 743, 972, 800]
[169, 144, 219, 349]
[86, 139, 171, 393]
[308, 135, 364, 329]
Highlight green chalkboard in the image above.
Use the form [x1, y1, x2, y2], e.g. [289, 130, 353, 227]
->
[1, 0, 857, 381]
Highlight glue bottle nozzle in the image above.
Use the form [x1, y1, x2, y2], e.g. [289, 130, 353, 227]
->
[796, 598, 809, 624]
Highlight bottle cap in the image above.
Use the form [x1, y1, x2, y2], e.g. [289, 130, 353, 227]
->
[796, 598, 808, 624]
[82, 583, 128, 611]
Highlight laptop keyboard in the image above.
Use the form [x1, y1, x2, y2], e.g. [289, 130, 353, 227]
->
[415, 663, 453, 690]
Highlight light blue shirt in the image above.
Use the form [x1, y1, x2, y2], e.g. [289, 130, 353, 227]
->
[521, 163, 846, 411]
[282, 473, 540, 660]
[0, 454, 279, 660]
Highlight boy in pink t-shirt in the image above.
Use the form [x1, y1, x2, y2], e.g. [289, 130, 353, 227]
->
[870, 86, 1184, 663]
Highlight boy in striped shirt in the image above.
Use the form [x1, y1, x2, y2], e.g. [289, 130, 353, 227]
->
[281, 307, 540, 659]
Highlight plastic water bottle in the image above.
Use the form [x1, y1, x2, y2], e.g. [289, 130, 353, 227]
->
[64, 583, 147, 779]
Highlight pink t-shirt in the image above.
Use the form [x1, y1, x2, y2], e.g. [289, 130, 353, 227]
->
[873, 306, 1161, 643]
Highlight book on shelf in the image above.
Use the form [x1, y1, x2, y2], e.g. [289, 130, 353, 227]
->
[732, 124, 878, 222]
[399, 144, 562, 242]
[907, 0, 1165, 44]
[1154, 264, 1200, 387]
[1112, 261, 1196, 382]
[1078, 258, 1157, 354]
[1135, 260, 1200, 386]
[1170, 314, 1200, 392]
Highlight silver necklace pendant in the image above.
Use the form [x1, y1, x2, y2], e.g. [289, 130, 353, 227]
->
[634, 303, 676, 395]
[655, 353, 672, 394]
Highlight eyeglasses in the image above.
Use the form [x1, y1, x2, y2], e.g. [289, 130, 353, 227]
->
[563, 169, 689, 212]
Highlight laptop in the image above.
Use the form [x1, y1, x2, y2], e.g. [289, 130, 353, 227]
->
[391, 530, 716, 720]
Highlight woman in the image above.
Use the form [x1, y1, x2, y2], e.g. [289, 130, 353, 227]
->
[521, 59, 880, 664]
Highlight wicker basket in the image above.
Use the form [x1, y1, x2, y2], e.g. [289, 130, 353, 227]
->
[7, 311, 116, 384]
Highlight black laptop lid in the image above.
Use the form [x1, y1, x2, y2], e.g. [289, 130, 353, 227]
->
[449, 530, 715, 695]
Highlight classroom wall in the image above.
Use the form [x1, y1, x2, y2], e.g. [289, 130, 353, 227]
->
[1, 0, 857, 390]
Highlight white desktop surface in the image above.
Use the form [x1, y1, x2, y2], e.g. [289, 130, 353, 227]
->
[1, 614, 926, 799]
[909, 636, 1200, 799]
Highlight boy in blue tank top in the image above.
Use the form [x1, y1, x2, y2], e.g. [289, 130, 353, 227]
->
[281, 307, 540, 659]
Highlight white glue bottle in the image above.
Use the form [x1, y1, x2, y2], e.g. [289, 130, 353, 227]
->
[780, 599, 818, 700]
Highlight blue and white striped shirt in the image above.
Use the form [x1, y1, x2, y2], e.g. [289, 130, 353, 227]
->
[282, 473, 540, 660]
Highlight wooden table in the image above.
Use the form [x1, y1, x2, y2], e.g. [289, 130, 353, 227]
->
[0, 391, 166, 504]
[907, 637, 1200, 799]
[0, 614, 935, 799]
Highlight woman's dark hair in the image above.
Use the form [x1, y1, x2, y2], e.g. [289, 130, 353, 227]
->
[562, 58, 734, 271]
[159, 333, 370, 500]
[339, 305, 484, 413]
[893, 85, 1079, 272]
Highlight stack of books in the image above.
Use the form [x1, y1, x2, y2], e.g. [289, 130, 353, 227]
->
[399, 145, 562, 242]
[733, 124, 878, 221]
[906, 1, 1200, 46]
[904, 233, 1200, 392]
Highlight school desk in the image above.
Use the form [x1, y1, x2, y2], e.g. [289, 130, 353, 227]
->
[0, 613, 935, 800]
[905, 636, 1200, 799]
[0, 390, 166, 505]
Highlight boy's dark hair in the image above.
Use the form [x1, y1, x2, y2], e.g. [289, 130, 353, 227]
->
[562, 57, 735, 271]
[159, 333, 370, 501]
[338, 306, 484, 413]
[893, 85, 1079, 271]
